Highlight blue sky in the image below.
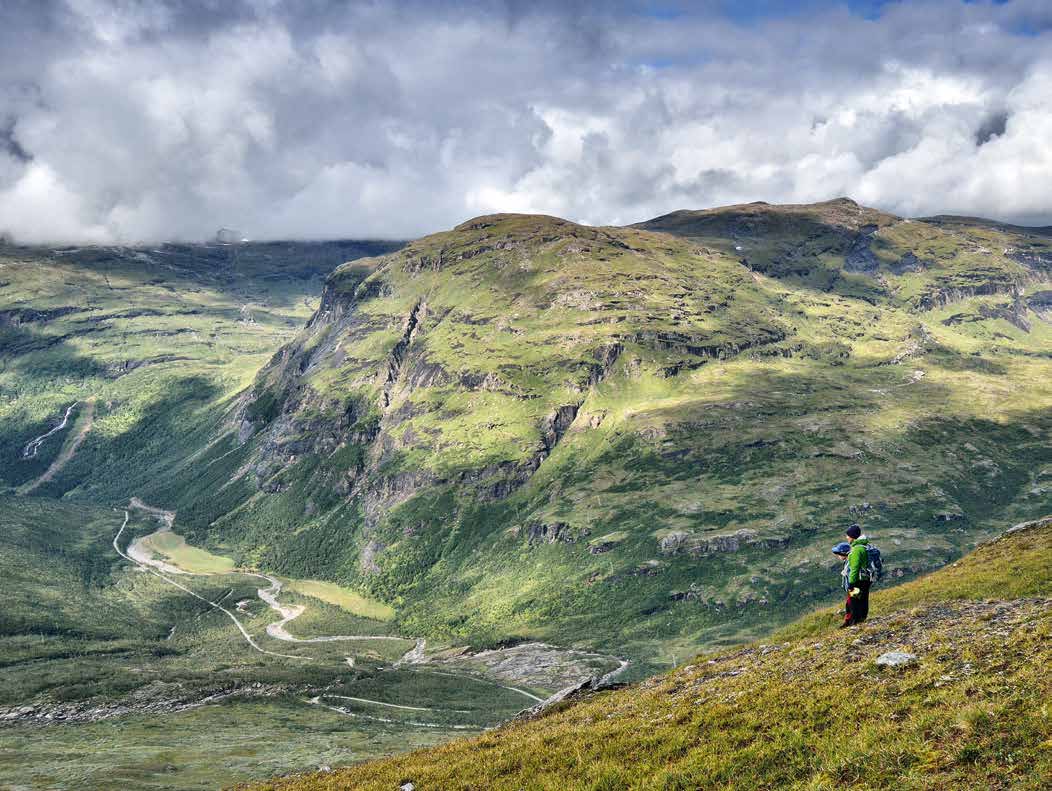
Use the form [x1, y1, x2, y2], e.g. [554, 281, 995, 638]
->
[639, 0, 1009, 22]
[633, 1, 892, 22]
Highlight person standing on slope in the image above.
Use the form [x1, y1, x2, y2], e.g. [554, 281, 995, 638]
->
[840, 523, 871, 628]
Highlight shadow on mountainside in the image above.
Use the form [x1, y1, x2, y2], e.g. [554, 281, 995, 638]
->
[24, 374, 228, 504]
[12, 240, 405, 311]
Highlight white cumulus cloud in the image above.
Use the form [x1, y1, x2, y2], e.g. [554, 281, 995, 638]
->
[0, 0, 1051, 243]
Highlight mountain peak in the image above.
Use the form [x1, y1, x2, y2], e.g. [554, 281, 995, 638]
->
[452, 213, 579, 233]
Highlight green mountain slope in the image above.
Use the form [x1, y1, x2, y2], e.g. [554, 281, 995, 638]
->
[0, 239, 399, 499]
[247, 514, 1052, 791]
[170, 200, 1052, 664]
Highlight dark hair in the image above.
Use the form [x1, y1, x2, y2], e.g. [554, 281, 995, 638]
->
[845, 524, 862, 539]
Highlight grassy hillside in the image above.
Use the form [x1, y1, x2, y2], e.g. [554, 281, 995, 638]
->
[247, 514, 1052, 791]
[178, 201, 1052, 666]
[0, 239, 398, 499]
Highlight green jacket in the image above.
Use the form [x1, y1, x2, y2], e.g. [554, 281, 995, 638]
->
[847, 537, 870, 585]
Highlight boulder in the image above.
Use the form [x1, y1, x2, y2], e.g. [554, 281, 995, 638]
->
[659, 531, 689, 553]
[875, 651, 918, 668]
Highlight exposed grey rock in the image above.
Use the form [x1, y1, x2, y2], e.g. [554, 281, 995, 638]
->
[659, 531, 689, 553]
[0, 305, 82, 325]
[1002, 515, 1052, 537]
[524, 521, 576, 545]
[844, 234, 879, 273]
[875, 651, 918, 668]
[380, 301, 426, 409]
[659, 528, 790, 556]
[360, 540, 385, 574]
[632, 327, 786, 360]
[916, 281, 1022, 311]
[670, 582, 706, 603]
[1028, 289, 1052, 318]
[632, 560, 662, 577]
[404, 356, 451, 389]
[237, 418, 256, 444]
[1010, 250, 1052, 273]
[890, 251, 929, 274]
[518, 654, 630, 720]
[540, 404, 581, 454]
[0, 684, 291, 725]
[589, 342, 624, 386]
[103, 354, 193, 377]
[428, 641, 625, 693]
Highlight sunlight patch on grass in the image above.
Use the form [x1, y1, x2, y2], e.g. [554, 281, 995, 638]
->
[138, 531, 235, 574]
[285, 579, 395, 621]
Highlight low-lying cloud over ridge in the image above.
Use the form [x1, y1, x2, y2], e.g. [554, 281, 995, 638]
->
[1, 0, 1051, 244]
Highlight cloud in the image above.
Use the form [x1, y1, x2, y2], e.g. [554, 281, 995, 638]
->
[0, 0, 1050, 243]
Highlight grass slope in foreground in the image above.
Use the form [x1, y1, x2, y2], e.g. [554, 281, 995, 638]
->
[249, 514, 1052, 791]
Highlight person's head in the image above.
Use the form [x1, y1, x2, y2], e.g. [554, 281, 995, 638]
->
[832, 541, 851, 558]
[845, 524, 862, 541]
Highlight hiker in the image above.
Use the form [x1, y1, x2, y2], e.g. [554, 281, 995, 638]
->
[840, 524, 871, 627]
[831, 541, 852, 623]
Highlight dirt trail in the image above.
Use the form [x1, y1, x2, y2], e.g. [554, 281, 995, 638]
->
[413, 668, 545, 703]
[118, 499, 410, 646]
[128, 497, 175, 528]
[21, 398, 95, 495]
[111, 505, 511, 722]
[308, 696, 480, 731]
[249, 574, 410, 644]
[112, 509, 303, 660]
[125, 499, 186, 574]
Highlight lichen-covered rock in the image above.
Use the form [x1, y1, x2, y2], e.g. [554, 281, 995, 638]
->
[875, 651, 918, 668]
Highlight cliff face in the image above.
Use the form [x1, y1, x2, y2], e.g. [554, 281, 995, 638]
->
[201, 203, 1052, 658]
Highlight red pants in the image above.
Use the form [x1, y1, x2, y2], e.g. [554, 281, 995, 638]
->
[843, 581, 871, 625]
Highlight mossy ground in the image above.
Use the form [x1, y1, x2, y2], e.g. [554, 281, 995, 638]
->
[284, 579, 395, 622]
[134, 529, 237, 573]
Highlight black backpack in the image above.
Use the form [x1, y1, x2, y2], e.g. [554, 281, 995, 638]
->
[865, 545, 884, 583]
